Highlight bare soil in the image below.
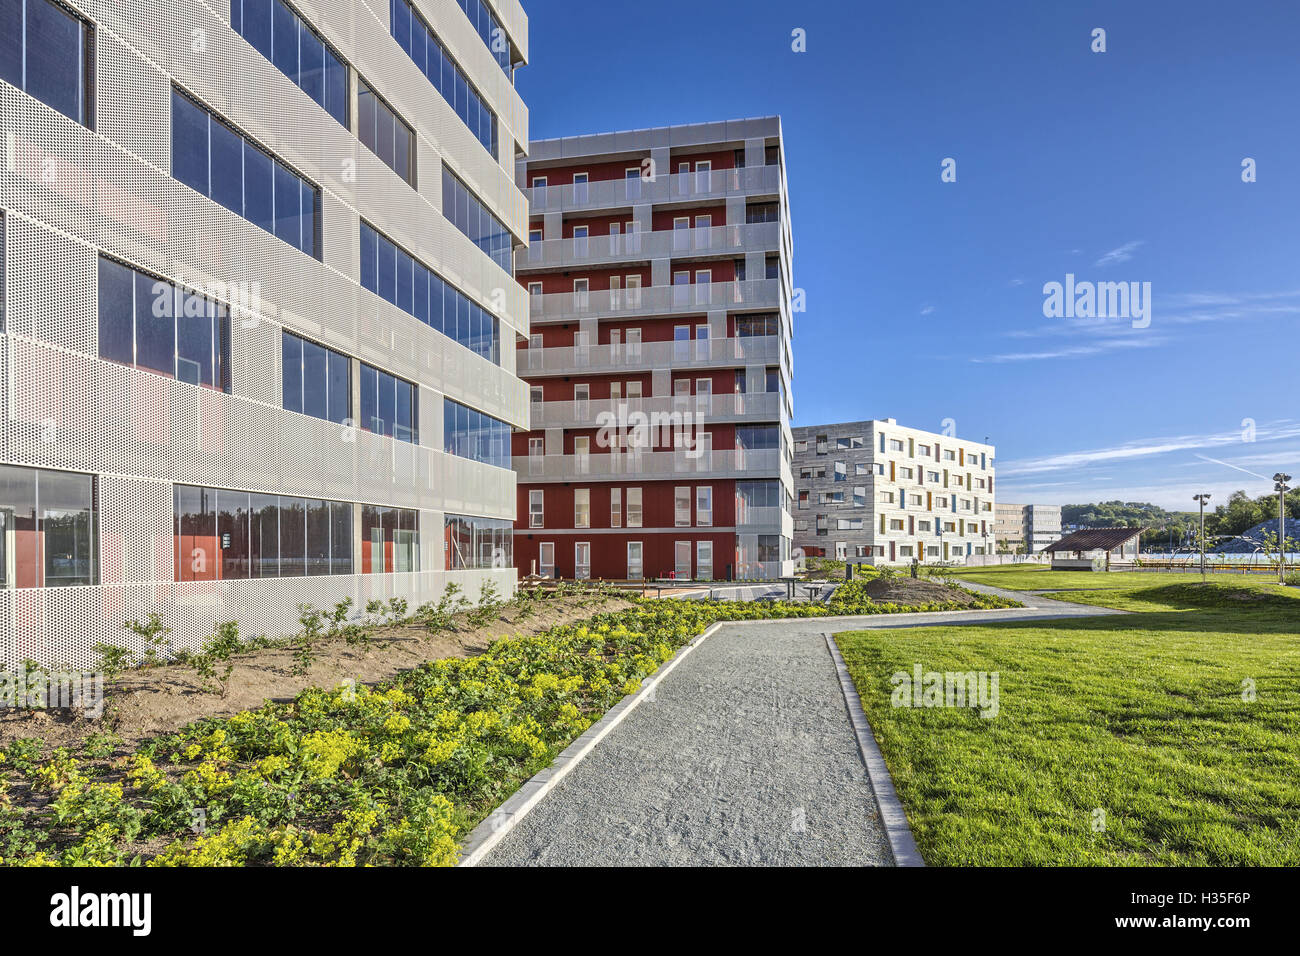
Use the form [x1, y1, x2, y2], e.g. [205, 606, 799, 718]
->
[857, 576, 983, 607]
[1, 594, 633, 758]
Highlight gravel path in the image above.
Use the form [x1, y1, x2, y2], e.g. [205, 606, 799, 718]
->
[483, 589, 1119, 867]
[485, 619, 892, 866]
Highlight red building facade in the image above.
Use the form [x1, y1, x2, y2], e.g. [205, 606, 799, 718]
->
[512, 119, 795, 581]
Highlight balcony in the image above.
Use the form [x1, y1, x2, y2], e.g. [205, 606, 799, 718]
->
[517, 222, 780, 272]
[527, 164, 782, 214]
[734, 505, 789, 531]
[528, 392, 782, 429]
[529, 278, 782, 324]
[517, 447, 783, 482]
[520, 333, 782, 376]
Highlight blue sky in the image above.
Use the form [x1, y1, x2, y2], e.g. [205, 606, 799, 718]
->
[519, 0, 1300, 510]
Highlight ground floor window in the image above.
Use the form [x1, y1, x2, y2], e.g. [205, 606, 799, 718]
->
[444, 514, 512, 570]
[575, 542, 591, 580]
[538, 541, 555, 577]
[627, 541, 643, 580]
[0, 464, 97, 588]
[174, 485, 353, 581]
[362, 505, 419, 574]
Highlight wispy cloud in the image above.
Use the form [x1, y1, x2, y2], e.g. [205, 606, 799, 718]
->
[997, 421, 1300, 478]
[919, 304, 935, 316]
[971, 335, 1164, 364]
[1094, 240, 1144, 268]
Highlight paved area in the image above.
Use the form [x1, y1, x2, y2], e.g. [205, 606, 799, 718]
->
[484, 588, 1119, 867]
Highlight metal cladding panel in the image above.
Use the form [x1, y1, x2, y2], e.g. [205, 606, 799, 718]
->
[5, 215, 98, 356]
[0, 568, 515, 671]
[2, 335, 516, 516]
[0, 105, 526, 427]
[99, 475, 174, 585]
[79, 1, 528, 338]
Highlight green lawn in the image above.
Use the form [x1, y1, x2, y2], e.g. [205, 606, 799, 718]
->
[836, 574, 1300, 865]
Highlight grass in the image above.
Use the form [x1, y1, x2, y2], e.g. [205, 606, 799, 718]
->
[835, 572, 1300, 865]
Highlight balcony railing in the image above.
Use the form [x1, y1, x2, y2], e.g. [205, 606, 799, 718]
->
[520, 333, 782, 376]
[529, 278, 782, 323]
[518, 222, 780, 271]
[734, 505, 788, 530]
[527, 165, 782, 213]
[517, 448, 782, 481]
[528, 392, 781, 428]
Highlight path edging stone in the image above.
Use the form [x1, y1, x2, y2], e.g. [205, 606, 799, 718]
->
[823, 632, 926, 867]
[457, 621, 726, 866]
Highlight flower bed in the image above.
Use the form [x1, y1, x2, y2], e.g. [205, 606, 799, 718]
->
[0, 587, 1018, 867]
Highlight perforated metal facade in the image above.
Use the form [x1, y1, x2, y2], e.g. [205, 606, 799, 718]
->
[1, 0, 529, 669]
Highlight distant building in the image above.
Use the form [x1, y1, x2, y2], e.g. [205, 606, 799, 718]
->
[791, 419, 995, 565]
[996, 503, 1063, 553]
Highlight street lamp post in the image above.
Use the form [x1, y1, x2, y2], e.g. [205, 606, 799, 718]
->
[1275, 474, 1292, 585]
[1193, 493, 1212, 583]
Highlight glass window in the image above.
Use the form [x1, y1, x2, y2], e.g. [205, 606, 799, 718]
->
[170, 90, 210, 196]
[361, 222, 501, 364]
[360, 362, 418, 443]
[441, 168, 513, 274]
[171, 88, 321, 258]
[243, 141, 275, 234]
[443, 514, 512, 570]
[177, 486, 355, 580]
[442, 398, 510, 469]
[98, 256, 231, 392]
[362, 505, 420, 574]
[209, 117, 245, 215]
[217, 488, 250, 580]
[174, 484, 217, 582]
[96, 257, 135, 366]
[233, 0, 348, 127]
[6, 0, 91, 126]
[358, 76, 416, 186]
[0, 465, 97, 589]
[249, 492, 279, 579]
[278, 496, 306, 577]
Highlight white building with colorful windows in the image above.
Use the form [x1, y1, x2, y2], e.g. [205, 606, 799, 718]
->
[792, 419, 996, 565]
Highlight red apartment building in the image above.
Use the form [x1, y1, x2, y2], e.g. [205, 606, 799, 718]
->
[512, 118, 795, 581]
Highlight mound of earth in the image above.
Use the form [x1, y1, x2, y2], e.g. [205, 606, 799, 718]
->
[855, 576, 981, 606]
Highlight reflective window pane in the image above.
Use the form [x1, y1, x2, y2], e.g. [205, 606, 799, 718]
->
[97, 257, 135, 366]
[25, 0, 84, 124]
[134, 272, 175, 376]
[171, 91, 210, 196]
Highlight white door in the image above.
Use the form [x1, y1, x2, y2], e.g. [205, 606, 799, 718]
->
[673, 216, 691, 252]
[675, 541, 692, 580]
[696, 541, 713, 580]
[627, 542, 643, 581]
[575, 542, 591, 580]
